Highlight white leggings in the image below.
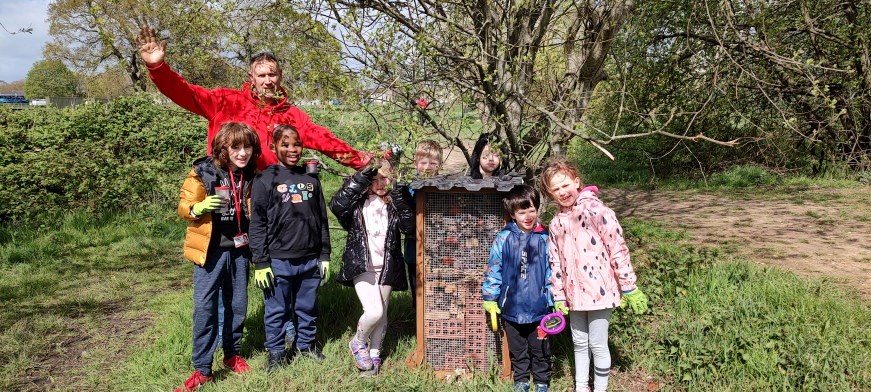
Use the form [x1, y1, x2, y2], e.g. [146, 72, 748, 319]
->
[570, 308, 612, 392]
[353, 271, 393, 358]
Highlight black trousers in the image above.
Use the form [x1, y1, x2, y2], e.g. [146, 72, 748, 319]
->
[503, 319, 552, 384]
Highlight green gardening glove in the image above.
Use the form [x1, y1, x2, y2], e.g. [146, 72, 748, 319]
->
[192, 195, 224, 216]
[620, 288, 649, 315]
[554, 300, 570, 316]
[482, 301, 500, 331]
[318, 261, 330, 287]
[254, 264, 274, 290]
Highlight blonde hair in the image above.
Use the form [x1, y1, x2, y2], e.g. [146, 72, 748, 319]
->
[538, 157, 583, 197]
[414, 139, 443, 163]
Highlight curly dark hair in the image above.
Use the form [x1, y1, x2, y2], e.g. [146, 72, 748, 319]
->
[272, 124, 299, 145]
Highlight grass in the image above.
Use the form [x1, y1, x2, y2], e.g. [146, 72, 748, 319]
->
[647, 262, 870, 391]
[2, 176, 870, 391]
[0, 206, 186, 391]
[612, 219, 871, 391]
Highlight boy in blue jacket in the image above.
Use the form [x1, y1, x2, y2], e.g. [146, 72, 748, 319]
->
[482, 185, 553, 392]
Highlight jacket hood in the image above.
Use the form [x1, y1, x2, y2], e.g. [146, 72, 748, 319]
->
[503, 220, 547, 234]
[557, 188, 601, 213]
[241, 81, 292, 113]
[576, 189, 601, 204]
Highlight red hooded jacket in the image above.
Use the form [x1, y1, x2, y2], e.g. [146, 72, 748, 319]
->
[147, 62, 365, 170]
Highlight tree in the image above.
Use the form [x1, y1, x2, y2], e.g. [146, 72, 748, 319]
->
[592, 0, 871, 174]
[304, 0, 726, 173]
[23, 59, 79, 99]
[219, 1, 351, 101]
[80, 65, 135, 99]
[45, 0, 349, 98]
[45, 0, 227, 91]
[0, 80, 25, 94]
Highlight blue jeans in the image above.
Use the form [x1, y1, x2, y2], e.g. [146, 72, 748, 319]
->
[219, 286, 295, 343]
[262, 256, 321, 353]
[217, 289, 225, 341]
[191, 248, 249, 374]
[220, 290, 295, 343]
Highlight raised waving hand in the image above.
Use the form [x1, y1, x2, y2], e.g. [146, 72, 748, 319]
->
[136, 25, 166, 67]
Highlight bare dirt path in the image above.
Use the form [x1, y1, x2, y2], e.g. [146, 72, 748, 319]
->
[606, 186, 871, 298]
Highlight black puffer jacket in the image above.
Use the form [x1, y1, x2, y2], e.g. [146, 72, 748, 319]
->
[329, 170, 415, 290]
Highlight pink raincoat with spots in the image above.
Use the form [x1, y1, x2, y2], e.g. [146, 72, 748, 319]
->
[548, 190, 638, 311]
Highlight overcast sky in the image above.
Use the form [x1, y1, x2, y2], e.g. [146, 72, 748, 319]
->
[0, 0, 52, 83]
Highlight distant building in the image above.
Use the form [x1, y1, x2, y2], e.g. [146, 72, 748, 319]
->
[361, 87, 396, 105]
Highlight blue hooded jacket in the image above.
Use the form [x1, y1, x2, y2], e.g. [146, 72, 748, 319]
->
[481, 221, 552, 324]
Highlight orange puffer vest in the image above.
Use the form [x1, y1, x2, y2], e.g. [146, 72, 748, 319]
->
[178, 157, 254, 266]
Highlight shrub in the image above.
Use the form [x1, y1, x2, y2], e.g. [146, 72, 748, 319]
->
[0, 95, 205, 221]
[708, 165, 777, 188]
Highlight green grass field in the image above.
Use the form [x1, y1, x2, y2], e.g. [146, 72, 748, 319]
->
[1, 176, 869, 391]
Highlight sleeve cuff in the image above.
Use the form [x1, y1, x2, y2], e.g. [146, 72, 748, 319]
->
[146, 61, 167, 71]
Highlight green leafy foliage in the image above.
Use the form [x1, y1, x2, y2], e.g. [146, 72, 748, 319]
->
[22, 59, 79, 99]
[46, 0, 350, 96]
[0, 95, 204, 222]
[589, 0, 871, 176]
[707, 165, 777, 188]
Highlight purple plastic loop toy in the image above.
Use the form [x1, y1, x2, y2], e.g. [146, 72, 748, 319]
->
[539, 312, 566, 335]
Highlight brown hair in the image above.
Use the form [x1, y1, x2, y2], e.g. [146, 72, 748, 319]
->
[414, 139, 443, 162]
[366, 158, 395, 179]
[211, 122, 261, 169]
[363, 158, 396, 203]
[249, 51, 281, 70]
[538, 156, 583, 197]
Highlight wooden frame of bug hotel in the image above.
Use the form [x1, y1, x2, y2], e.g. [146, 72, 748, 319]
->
[405, 176, 523, 379]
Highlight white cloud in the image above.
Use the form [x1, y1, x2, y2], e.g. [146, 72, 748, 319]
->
[0, 0, 52, 83]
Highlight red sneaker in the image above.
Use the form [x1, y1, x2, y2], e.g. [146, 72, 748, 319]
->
[223, 355, 251, 374]
[174, 370, 213, 392]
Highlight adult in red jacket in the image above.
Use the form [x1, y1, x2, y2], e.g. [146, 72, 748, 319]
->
[136, 26, 366, 170]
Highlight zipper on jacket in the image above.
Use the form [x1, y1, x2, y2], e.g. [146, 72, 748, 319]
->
[377, 203, 395, 285]
[501, 286, 510, 308]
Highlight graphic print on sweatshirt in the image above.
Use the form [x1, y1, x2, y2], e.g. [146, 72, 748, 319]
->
[276, 182, 315, 203]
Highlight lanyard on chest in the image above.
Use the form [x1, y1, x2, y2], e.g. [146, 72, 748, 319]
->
[228, 170, 244, 233]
